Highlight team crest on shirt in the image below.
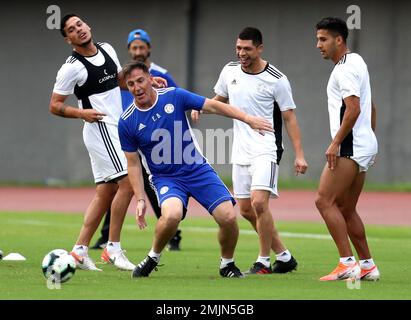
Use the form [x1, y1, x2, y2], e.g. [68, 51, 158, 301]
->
[164, 104, 175, 114]
[160, 186, 169, 195]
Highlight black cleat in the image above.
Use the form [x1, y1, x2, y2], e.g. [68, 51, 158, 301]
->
[90, 237, 107, 250]
[220, 262, 244, 278]
[273, 255, 298, 273]
[167, 230, 182, 251]
[244, 262, 272, 275]
[132, 256, 158, 278]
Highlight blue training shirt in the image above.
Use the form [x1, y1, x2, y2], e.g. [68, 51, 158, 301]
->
[118, 87, 207, 177]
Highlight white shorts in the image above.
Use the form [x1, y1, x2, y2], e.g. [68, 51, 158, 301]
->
[232, 159, 279, 199]
[348, 154, 377, 172]
[83, 121, 127, 183]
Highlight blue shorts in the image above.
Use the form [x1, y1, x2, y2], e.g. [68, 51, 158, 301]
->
[151, 165, 235, 215]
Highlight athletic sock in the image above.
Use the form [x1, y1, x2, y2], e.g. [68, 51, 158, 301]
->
[73, 245, 88, 256]
[275, 250, 292, 263]
[148, 249, 161, 263]
[256, 256, 271, 268]
[359, 258, 375, 270]
[340, 256, 356, 265]
[106, 241, 121, 253]
[220, 257, 234, 269]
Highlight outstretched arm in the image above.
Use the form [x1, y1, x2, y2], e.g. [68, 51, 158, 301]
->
[201, 98, 273, 134]
[282, 109, 308, 175]
[49, 93, 106, 122]
[191, 95, 228, 123]
[124, 151, 147, 230]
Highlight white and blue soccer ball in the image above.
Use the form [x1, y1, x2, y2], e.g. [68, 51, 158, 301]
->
[41, 249, 76, 283]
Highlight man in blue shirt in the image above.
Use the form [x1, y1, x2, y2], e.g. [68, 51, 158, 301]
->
[119, 61, 273, 278]
[93, 29, 182, 251]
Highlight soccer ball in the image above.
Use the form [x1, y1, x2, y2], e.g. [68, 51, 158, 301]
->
[41, 249, 76, 283]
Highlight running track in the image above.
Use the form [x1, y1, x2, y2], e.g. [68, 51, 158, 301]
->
[0, 188, 410, 226]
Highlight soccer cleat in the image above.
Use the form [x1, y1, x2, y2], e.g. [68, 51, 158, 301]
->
[273, 255, 298, 273]
[220, 262, 245, 278]
[244, 262, 272, 275]
[319, 262, 361, 281]
[167, 230, 182, 251]
[70, 251, 102, 271]
[90, 237, 108, 250]
[360, 265, 380, 281]
[132, 256, 158, 278]
[101, 248, 135, 271]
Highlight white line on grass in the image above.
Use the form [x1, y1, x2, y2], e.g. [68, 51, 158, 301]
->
[2, 219, 380, 241]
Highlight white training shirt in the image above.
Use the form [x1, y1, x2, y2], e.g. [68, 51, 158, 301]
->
[53, 42, 123, 126]
[214, 61, 296, 165]
[327, 53, 378, 157]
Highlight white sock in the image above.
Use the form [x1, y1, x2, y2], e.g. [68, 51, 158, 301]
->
[220, 257, 234, 269]
[276, 250, 291, 263]
[106, 241, 121, 253]
[73, 245, 88, 255]
[359, 258, 375, 269]
[256, 256, 271, 267]
[148, 249, 161, 263]
[340, 256, 356, 265]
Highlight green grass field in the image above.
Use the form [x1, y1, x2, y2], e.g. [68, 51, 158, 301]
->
[1, 211, 410, 300]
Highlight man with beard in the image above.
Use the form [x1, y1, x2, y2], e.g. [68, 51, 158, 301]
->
[49, 14, 136, 271]
[192, 27, 308, 275]
[92, 29, 183, 251]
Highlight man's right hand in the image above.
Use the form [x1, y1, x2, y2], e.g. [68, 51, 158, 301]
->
[80, 109, 106, 123]
[191, 110, 202, 123]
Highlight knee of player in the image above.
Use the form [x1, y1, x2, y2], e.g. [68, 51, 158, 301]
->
[315, 194, 333, 211]
[161, 211, 183, 226]
[218, 210, 238, 226]
[250, 198, 267, 214]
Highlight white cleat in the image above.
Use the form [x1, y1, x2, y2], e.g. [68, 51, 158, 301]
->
[70, 251, 102, 271]
[360, 265, 380, 281]
[101, 248, 135, 271]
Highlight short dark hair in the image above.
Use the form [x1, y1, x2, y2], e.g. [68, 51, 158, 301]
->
[122, 61, 150, 79]
[238, 27, 263, 47]
[316, 17, 349, 42]
[60, 14, 80, 37]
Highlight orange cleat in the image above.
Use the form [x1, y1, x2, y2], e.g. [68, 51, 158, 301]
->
[360, 265, 380, 281]
[320, 262, 360, 281]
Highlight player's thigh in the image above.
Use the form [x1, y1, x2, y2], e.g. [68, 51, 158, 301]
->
[317, 157, 359, 202]
[250, 160, 279, 198]
[189, 167, 235, 214]
[95, 181, 118, 201]
[212, 200, 237, 225]
[232, 164, 252, 199]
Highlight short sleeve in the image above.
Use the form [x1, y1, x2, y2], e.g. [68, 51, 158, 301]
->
[118, 118, 138, 153]
[175, 88, 206, 112]
[273, 76, 296, 111]
[213, 65, 229, 98]
[335, 65, 360, 99]
[102, 43, 122, 73]
[53, 63, 79, 95]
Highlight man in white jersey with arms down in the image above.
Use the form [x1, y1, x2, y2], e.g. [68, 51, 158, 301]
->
[193, 27, 308, 274]
[315, 17, 380, 281]
[49, 14, 136, 271]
